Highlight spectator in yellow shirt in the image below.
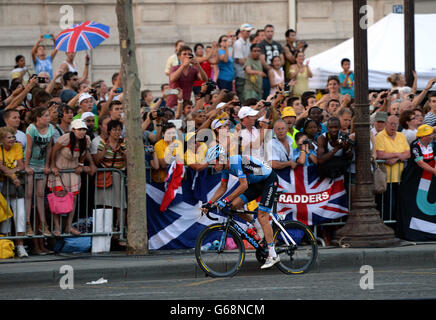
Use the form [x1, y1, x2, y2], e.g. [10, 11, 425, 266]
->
[152, 123, 184, 182]
[375, 115, 410, 222]
[184, 132, 208, 171]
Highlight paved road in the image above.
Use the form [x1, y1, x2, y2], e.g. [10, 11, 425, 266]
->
[4, 265, 436, 300]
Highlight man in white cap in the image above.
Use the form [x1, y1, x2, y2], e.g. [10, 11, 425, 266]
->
[73, 93, 99, 132]
[81, 111, 98, 139]
[238, 106, 265, 160]
[234, 23, 254, 99]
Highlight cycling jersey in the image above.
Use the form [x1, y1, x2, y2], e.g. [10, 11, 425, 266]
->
[221, 155, 272, 184]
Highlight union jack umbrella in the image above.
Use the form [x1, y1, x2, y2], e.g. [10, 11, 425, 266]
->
[55, 21, 110, 53]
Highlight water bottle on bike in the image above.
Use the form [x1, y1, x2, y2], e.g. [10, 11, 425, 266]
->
[247, 228, 261, 242]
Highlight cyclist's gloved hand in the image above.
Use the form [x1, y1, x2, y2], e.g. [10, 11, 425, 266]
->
[201, 201, 213, 213]
[217, 198, 230, 210]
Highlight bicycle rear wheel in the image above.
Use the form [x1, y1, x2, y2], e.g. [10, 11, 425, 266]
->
[272, 220, 318, 274]
[195, 223, 245, 278]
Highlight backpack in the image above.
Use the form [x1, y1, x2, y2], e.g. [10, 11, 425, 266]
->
[54, 237, 91, 253]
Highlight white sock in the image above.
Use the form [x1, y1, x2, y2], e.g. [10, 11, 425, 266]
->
[268, 243, 277, 258]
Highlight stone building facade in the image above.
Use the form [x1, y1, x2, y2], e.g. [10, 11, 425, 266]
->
[0, 0, 435, 92]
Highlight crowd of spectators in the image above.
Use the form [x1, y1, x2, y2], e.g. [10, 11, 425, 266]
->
[0, 23, 436, 257]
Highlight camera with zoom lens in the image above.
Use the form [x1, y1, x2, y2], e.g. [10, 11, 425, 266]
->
[298, 40, 308, 49]
[282, 83, 291, 97]
[149, 109, 165, 120]
[338, 132, 354, 146]
[302, 139, 311, 145]
[205, 79, 218, 95]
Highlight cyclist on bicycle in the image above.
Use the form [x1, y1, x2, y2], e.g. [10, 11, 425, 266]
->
[201, 145, 280, 269]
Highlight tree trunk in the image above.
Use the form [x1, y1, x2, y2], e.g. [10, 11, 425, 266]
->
[332, 0, 400, 247]
[115, 0, 148, 254]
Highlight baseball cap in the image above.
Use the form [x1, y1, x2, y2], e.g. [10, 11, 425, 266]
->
[238, 106, 258, 119]
[81, 112, 95, 120]
[216, 102, 227, 109]
[375, 111, 388, 122]
[71, 119, 88, 130]
[416, 124, 434, 137]
[281, 107, 297, 118]
[78, 93, 93, 105]
[211, 118, 229, 130]
[240, 23, 254, 31]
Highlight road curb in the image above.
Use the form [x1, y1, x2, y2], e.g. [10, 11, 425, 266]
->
[1, 244, 436, 285]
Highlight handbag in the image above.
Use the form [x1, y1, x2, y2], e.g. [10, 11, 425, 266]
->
[372, 160, 387, 194]
[47, 175, 74, 215]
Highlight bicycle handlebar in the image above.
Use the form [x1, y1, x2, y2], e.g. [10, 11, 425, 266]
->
[205, 210, 219, 221]
[203, 204, 219, 221]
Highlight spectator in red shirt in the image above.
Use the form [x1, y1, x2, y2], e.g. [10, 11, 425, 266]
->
[192, 43, 216, 96]
[167, 46, 208, 108]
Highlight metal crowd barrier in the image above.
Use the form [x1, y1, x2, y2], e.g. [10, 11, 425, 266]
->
[0, 160, 402, 249]
[0, 168, 126, 241]
[312, 159, 405, 245]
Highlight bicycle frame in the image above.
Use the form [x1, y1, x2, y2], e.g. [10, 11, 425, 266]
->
[217, 214, 262, 251]
[216, 208, 297, 251]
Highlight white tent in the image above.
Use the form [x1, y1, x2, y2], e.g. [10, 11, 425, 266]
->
[308, 13, 436, 90]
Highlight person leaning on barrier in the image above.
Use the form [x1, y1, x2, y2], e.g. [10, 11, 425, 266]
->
[0, 127, 27, 257]
[397, 124, 436, 239]
[93, 119, 127, 244]
[270, 120, 297, 170]
[3, 109, 26, 149]
[375, 115, 410, 222]
[24, 106, 54, 237]
[48, 119, 97, 237]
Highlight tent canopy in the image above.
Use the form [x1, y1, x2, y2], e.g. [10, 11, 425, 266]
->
[308, 13, 436, 90]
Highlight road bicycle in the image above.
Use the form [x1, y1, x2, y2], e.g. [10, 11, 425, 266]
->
[195, 192, 318, 277]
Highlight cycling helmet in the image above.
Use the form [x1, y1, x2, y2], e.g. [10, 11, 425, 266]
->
[205, 145, 226, 163]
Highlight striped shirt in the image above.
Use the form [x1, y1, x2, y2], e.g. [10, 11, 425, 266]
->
[97, 139, 126, 170]
[423, 111, 436, 127]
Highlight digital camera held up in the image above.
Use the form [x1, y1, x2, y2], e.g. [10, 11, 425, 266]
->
[338, 132, 354, 146]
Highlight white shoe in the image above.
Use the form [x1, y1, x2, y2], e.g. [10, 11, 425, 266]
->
[260, 255, 280, 269]
[17, 246, 28, 258]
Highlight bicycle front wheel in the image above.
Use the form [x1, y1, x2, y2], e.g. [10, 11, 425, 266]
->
[273, 220, 318, 274]
[195, 223, 245, 278]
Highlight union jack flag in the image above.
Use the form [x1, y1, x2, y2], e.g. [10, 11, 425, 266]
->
[275, 166, 349, 226]
[55, 21, 110, 53]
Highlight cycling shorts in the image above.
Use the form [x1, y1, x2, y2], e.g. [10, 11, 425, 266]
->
[239, 171, 278, 213]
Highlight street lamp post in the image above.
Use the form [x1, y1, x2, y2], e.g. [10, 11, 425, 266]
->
[332, 0, 400, 247]
[404, 0, 415, 87]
